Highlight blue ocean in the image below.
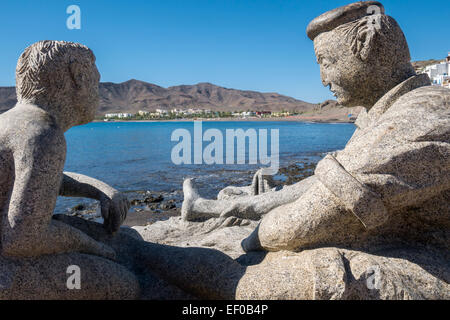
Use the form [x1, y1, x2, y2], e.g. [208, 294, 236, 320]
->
[56, 121, 356, 213]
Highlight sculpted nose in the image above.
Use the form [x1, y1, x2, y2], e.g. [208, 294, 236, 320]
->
[319, 67, 330, 87]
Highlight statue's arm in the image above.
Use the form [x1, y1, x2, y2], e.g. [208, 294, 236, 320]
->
[315, 139, 450, 232]
[60, 172, 130, 233]
[60, 172, 116, 199]
[356, 142, 450, 209]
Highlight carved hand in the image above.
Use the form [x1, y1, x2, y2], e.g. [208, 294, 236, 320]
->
[100, 191, 130, 234]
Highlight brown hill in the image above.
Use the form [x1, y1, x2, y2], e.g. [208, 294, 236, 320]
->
[98, 80, 317, 115]
[0, 87, 17, 113]
[0, 80, 319, 116]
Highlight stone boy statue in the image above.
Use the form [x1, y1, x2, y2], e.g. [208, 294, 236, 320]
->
[0, 41, 139, 299]
[0, 41, 129, 259]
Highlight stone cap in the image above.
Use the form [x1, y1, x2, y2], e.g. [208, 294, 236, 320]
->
[307, 1, 385, 40]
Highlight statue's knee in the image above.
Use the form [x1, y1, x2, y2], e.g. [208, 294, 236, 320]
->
[77, 255, 140, 299]
[257, 204, 302, 251]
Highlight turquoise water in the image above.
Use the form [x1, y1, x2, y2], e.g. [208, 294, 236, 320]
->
[56, 121, 355, 213]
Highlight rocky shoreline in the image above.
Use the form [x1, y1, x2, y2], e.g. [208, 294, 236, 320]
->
[64, 158, 318, 228]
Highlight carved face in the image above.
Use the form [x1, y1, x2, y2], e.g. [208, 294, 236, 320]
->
[73, 61, 100, 125]
[314, 30, 375, 107]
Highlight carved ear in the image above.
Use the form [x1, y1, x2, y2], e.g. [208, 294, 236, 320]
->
[349, 16, 380, 61]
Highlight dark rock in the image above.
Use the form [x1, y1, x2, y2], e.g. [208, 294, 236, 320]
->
[161, 200, 177, 210]
[144, 194, 164, 204]
[72, 204, 86, 211]
[146, 203, 159, 211]
[130, 199, 141, 206]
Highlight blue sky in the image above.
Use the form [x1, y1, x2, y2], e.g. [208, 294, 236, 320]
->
[0, 0, 448, 103]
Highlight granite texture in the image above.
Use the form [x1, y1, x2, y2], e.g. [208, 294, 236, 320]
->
[306, 1, 385, 41]
[181, 6, 418, 220]
[242, 68, 449, 255]
[181, 173, 315, 221]
[236, 247, 450, 300]
[311, 8, 416, 108]
[0, 41, 135, 299]
[175, 1, 450, 300]
[30, 215, 450, 300]
[134, 216, 259, 259]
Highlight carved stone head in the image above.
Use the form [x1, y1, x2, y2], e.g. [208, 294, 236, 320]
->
[16, 41, 100, 129]
[307, 1, 415, 108]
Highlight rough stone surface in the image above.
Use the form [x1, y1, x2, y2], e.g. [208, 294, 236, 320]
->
[0, 41, 135, 299]
[236, 247, 450, 300]
[311, 8, 416, 108]
[0, 252, 140, 300]
[244, 76, 449, 253]
[177, 1, 450, 300]
[181, 172, 317, 221]
[134, 216, 258, 259]
[306, 1, 385, 41]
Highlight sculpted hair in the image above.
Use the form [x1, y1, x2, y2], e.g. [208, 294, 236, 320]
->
[16, 40, 95, 104]
[335, 14, 411, 64]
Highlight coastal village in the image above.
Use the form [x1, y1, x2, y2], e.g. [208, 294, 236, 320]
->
[104, 109, 281, 120]
[103, 99, 354, 122]
[103, 53, 450, 122]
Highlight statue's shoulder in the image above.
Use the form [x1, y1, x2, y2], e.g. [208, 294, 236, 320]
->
[396, 85, 450, 107]
[383, 85, 450, 143]
[2, 104, 65, 150]
[388, 85, 450, 119]
[409, 84, 450, 96]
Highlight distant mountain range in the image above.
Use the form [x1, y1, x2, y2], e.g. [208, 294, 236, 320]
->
[0, 80, 324, 116]
[0, 58, 443, 116]
[0, 86, 16, 114]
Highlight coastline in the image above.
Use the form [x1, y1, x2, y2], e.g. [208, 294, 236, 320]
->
[94, 116, 356, 124]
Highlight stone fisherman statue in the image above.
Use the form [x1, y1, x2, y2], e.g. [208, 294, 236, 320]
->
[181, 1, 450, 254]
[0, 1, 448, 300]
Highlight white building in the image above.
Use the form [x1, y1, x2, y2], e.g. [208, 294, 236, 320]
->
[104, 113, 133, 119]
[104, 113, 119, 118]
[137, 110, 150, 116]
[155, 109, 169, 115]
[241, 111, 255, 117]
[424, 53, 450, 87]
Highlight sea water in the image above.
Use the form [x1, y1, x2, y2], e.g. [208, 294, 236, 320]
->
[56, 121, 355, 213]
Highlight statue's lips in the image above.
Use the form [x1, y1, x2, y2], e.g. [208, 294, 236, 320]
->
[329, 84, 344, 98]
[330, 86, 339, 97]
[326, 83, 339, 97]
